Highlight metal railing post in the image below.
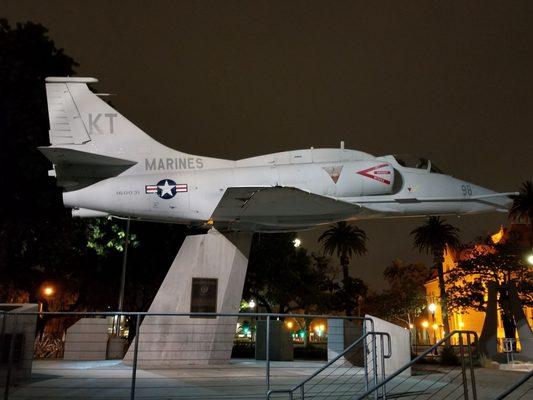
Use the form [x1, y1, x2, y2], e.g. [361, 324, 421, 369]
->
[266, 315, 271, 394]
[130, 314, 141, 400]
[458, 333, 469, 400]
[372, 333, 378, 400]
[466, 333, 477, 400]
[0, 312, 5, 364]
[4, 313, 18, 400]
[362, 319, 369, 391]
[380, 334, 386, 400]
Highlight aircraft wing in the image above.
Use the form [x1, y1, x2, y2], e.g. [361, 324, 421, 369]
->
[211, 186, 361, 232]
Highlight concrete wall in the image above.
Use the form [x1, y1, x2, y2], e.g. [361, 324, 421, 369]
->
[327, 319, 363, 366]
[327, 316, 410, 378]
[365, 315, 411, 377]
[124, 229, 251, 367]
[63, 318, 109, 360]
[0, 303, 38, 387]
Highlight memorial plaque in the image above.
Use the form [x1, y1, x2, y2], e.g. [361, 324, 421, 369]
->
[190, 278, 217, 317]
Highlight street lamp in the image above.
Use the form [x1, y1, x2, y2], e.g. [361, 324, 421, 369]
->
[43, 286, 54, 297]
[421, 320, 429, 344]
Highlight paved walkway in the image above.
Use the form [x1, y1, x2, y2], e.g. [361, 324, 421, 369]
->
[2, 359, 531, 399]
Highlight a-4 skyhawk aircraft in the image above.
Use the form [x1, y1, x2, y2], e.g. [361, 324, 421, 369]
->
[40, 77, 515, 232]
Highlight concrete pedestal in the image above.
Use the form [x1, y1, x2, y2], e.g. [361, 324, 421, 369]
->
[0, 304, 38, 387]
[255, 320, 294, 361]
[124, 229, 252, 367]
[107, 336, 126, 359]
[63, 318, 109, 360]
[327, 319, 363, 363]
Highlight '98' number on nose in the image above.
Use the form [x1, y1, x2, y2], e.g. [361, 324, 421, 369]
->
[461, 184, 472, 196]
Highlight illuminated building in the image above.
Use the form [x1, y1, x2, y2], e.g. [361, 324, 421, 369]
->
[423, 224, 532, 346]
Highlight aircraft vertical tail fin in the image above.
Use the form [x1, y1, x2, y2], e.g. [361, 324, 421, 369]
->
[43, 77, 233, 181]
[45, 77, 160, 150]
[46, 77, 95, 145]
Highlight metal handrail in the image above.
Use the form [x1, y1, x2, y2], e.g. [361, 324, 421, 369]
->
[493, 370, 532, 400]
[267, 331, 391, 399]
[354, 330, 479, 400]
[0, 310, 374, 321]
[1, 310, 374, 400]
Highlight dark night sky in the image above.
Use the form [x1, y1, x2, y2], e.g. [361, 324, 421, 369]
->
[3, 1, 532, 290]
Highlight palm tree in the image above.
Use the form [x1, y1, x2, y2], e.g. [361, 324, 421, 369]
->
[411, 216, 460, 334]
[319, 221, 367, 315]
[509, 180, 533, 248]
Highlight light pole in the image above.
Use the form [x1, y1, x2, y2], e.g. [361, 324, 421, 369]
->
[428, 302, 437, 343]
[116, 218, 131, 335]
[421, 320, 429, 345]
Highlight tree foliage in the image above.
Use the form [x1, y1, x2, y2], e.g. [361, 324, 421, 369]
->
[446, 238, 533, 313]
[367, 259, 429, 326]
[0, 19, 191, 312]
[318, 222, 368, 315]
[86, 218, 139, 255]
[319, 222, 367, 266]
[411, 216, 460, 333]
[509, 180, 533, 247]
[246, 233, 329, 313]
[0, 19, 82, 302]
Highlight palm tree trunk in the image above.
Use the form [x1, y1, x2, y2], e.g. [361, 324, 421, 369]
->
[341, 264, 349, 284]
[340, 256, 352, 316]
[435, 252, 451, 334]
[528, 212, 533, 249]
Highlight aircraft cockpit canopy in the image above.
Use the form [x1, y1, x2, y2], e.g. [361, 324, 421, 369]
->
[393, 155, 444, 174]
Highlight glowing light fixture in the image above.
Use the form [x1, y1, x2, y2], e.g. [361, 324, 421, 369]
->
[432, 324, 439, 331]
[421, 321, 429, 328]
[428, 303, 437, 313]
[459, 321, 465, 329]
[286, 321, 294, 329]
[409, 324, 414, 329]
[43, 286, 54, 296]
[248, 299, 256, 309]
[293, 238, 301, 248]
[527, 254, 533, 265]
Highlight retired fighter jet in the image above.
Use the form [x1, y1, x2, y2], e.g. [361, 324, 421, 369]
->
[40, 77, 515, 232]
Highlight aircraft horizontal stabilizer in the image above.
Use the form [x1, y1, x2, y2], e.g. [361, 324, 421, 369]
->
[212, 186, 360, 232]
[39, 147, 136, 190]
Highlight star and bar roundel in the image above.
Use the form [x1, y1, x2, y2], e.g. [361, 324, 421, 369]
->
[145, 179, 188, 199]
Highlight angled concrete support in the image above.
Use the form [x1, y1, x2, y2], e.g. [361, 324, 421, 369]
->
[479, 281, 498, 359]
[124, 229, 252, 367]
[508, 283, 533, 361]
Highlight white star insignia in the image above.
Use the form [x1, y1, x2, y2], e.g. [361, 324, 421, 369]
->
[158, 180, 175, 196]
